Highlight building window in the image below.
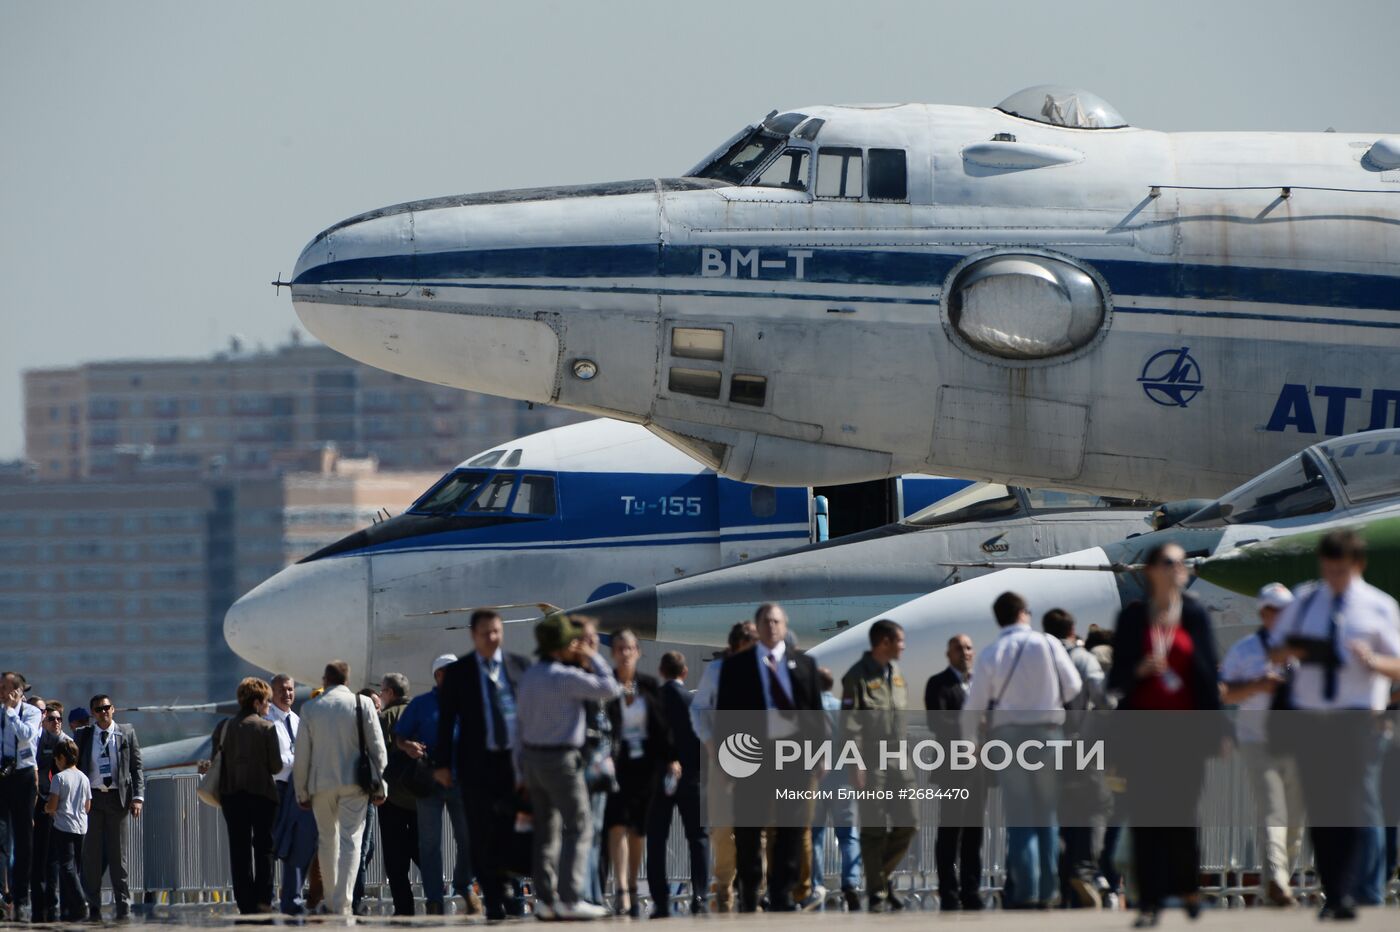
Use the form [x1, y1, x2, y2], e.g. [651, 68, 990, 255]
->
[730, 374, 768, 407]
[867, 149, 908, 201]
[671, 328, 725, 361]
[668, 368, 723, 400]
[817, 147, 863, 199]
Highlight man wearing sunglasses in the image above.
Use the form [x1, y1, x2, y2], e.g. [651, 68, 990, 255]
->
[31, 701, 70, 922]
[74, 695, 144, 921]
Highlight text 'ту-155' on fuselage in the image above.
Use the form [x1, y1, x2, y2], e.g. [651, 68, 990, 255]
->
[287, 86, 1400, 502]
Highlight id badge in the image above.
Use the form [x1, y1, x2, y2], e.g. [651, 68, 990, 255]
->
[1160, 669, 1183, 693]
[627, 739, 644, 760]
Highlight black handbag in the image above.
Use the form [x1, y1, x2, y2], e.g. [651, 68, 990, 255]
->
[1265, 588, 1320, 758]
[354, 696, 382, 796]
[383, 749, 436, 798]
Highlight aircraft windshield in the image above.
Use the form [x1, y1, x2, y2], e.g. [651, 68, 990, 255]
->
[906, 483, 1023, 528]
[1316, 431, 1400, 503]
[1023, 489, 1154, 511]
[413, 470, 491, 515]
[692, 127, 786, 185]
[1183, 452, 1336, 527]
[409, 470, 558, 517]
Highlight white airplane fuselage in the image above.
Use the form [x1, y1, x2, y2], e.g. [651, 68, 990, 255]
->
[290, 93, 1400, 500]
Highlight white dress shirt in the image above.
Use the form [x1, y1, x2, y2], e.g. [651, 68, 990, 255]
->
[754, 641, 794, 709]
[266, 704, 299, 783]
[0, 701, 39, 771]
[1269, 578, 1400, 711]
[689, 659, 721, 744]
[964, 623, 1083, 736]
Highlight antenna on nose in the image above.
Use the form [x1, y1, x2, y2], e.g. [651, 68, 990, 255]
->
[271, 273, 293, 294]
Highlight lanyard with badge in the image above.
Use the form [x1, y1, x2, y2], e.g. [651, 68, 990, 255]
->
[98, 727, 116, 787]
[1150, 596, 1184, 693]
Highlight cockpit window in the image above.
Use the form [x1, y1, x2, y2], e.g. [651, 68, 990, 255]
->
[1183, 452, 1336, 527]
[906, 483, 1022, 528]
[511, 476, 557, 515]
[412, 470, 491, 515]
[468, 474, 517, 513]
[867, 149, 907, 201]
[753, 149, 809, 190]
[466, 450, 505, 467]
[817, 147, 863, 199]
[1022, 489, 1152, 511]
[502, 449, 523, 467]
[762, 111, 810, 134]
[1316, 432, 1400, 503]
[692, 128, 785, 185]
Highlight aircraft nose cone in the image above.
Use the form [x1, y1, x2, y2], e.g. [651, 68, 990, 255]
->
[571, 586, 658, 640]
[224, 557, 372, 683]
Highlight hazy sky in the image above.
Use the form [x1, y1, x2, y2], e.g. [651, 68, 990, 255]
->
[3, 0, 1397, 458]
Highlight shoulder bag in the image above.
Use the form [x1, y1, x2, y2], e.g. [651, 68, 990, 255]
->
[355, 697, 382, 796]
[197, 719, 228, 809]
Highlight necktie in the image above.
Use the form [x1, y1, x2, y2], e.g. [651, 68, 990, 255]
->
[486, 660, 509, 751]
[1324, 594, 1343, 702]
[100, 729, 113, 787]
[764, 654, 795, 711]
[282, 715, 295, 747]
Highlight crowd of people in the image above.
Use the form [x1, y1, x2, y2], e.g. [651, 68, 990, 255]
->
[2, 530, 1399, 924]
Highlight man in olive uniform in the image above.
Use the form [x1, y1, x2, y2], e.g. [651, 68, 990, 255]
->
[840, 619, 918, 912]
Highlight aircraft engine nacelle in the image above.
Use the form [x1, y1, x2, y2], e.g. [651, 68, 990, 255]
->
[944, 253, 1109, 361]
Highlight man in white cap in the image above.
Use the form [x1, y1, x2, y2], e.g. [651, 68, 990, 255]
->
[394, 654, 480, 915]
[1220, 582, 1304, 906]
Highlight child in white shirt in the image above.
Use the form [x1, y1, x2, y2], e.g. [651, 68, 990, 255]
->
[44, 739, 91, 922]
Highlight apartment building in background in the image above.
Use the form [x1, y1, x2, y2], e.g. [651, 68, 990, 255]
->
[24, 334, 584, 481]
[0, 454, 437, 742]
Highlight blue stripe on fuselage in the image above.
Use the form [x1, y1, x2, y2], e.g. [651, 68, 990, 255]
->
[326, 471, 810, 558]
[293, 243, 1400, 312]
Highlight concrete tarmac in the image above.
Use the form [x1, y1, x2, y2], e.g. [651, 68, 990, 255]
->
[55, 908, 1399, 929]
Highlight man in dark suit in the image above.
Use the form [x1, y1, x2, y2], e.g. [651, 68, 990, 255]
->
[74, 694, 144, 921]
[923, 634, 984, 911]
[646, 652, 710, 918]
[433, 610, 531, 921]
[717, 603, 822, 912]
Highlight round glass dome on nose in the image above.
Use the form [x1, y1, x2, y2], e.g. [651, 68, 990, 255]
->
[995, 85, 1128, 129]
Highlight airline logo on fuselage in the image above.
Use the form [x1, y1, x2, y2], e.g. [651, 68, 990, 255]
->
[700, 247, 813, 280]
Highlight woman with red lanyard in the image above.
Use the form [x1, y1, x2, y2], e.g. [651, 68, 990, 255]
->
[1107, 542, 1226, 928]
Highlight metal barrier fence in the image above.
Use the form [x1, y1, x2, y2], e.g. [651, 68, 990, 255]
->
[114, 767, 1395, 912]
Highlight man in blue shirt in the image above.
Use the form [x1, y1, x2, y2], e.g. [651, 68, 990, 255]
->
[1, 672, 41, 922]
[395, 654, 474, 916]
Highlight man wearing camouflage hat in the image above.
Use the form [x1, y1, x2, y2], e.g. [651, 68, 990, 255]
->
[515, 614, 621, 921]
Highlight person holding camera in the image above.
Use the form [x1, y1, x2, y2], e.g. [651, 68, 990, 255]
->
[514, 614, 621, 921]
[0, 672, 41, 922]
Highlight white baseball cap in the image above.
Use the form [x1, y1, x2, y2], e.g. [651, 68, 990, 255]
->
[431, 654, 458, 675]
[1257, 583, 1295, 611]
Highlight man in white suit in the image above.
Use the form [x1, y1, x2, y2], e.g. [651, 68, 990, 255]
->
[293, 660, 388, 916]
